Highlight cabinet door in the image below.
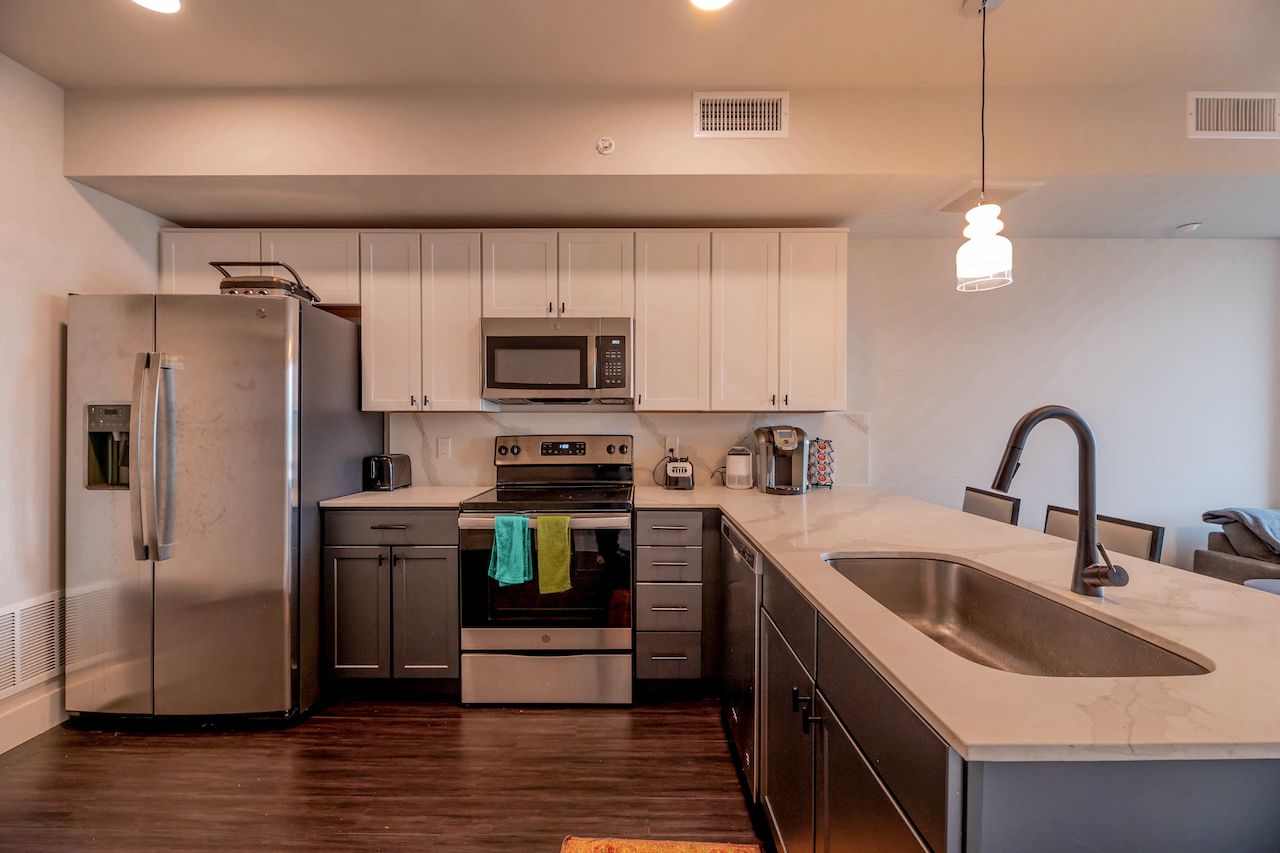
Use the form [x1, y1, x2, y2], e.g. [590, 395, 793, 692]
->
[711, 232, 780, 411]
[422, 232, 484, 411]
[482, 231, 558, 317]
[392, 547, 459, 679]
[160, 230, 260, 294]
[559, 230, 635, 317]
[634, 231, 711, 410]
[815, 692, 926, 853]
[779, 233, 847, 412]
[360, 233, 422, 411]
[261, 230, 360, 305]
[323, 546, 391, 679]
[762, 612, 815, 853]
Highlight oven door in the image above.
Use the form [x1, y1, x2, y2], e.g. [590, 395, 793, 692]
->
[483, 334, 596, 401]
[459, 513, 632, 650]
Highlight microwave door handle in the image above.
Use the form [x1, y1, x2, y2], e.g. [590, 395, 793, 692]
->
[129, 353, 151, 561]
[586, 335, 599, 390]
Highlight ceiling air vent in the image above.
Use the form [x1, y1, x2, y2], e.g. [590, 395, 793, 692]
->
[694, 91, 789, 138]
[1187, 92, 1279, 139]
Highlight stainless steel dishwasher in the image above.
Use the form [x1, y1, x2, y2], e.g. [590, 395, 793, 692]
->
[721, 518, 763, 800]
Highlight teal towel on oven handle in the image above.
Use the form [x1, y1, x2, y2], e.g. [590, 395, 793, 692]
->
[488, 515, 532, 586]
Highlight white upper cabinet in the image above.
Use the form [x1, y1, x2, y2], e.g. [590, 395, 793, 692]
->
[634, 231, 711, 411]
[261, 230, 360, 305]
[421, 233, 484, 411]
[711, 232, 780, 411]
[558, 231, 635, 318]
[779, 232, 848, 412]
[360, 233, 422, 412]
[160, 230, 260, 294]
[482, 231, 558, 318]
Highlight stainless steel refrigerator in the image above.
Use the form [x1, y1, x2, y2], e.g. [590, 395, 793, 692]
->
[65, 293, 381, 719]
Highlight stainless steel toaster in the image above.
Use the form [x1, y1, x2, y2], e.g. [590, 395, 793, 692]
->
[363, 454, 412, 491]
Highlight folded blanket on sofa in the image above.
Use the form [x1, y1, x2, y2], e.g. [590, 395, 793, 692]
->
[1202, 508, 1280, 556]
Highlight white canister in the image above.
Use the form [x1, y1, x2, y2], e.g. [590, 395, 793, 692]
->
[725, 446, 754, 490]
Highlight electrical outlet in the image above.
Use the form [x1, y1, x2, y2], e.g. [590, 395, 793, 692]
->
[437, 437, 452, 459]
[664, 435, 680, 457]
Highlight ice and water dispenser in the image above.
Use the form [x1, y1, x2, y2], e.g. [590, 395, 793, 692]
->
[86, 404, 130, 489]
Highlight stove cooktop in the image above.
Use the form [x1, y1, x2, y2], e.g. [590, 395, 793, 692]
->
[460, 484, 634, 514]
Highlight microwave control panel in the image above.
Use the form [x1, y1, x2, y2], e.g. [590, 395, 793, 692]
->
[596, 336, 628, 388]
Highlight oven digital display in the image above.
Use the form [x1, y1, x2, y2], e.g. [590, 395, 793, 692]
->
[541, 441, 587, 456]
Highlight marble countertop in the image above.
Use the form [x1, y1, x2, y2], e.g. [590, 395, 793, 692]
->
[321, 483, 1280, 762]
[320, 486, 487, 509]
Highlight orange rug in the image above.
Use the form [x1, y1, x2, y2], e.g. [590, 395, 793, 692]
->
[561, 838, 760, 853]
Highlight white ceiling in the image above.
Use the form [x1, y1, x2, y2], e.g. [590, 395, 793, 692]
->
[2, 0, 1278, 91]
[73, 173, 1280, 238]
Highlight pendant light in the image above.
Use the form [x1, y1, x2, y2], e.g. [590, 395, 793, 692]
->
[956, 0, 1013, 292]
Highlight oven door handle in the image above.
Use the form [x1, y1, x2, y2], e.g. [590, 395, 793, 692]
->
[458, 514, 632, 531]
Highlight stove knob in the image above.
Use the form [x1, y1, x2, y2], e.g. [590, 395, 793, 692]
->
[606, 444, 616, 455]
[510, 445, 522, 456]
[619, 444, 629, 455]
[497, 446, 509, 456]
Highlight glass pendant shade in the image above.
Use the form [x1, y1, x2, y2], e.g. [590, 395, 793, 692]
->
[956, 203, 1013, 291]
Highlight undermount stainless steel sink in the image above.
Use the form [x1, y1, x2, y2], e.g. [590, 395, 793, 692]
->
[826, 557, 1209, 677]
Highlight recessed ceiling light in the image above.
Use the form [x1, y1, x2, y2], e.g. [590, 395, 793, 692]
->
[691, 0, 734, 10]
[132, 0, 181, 13]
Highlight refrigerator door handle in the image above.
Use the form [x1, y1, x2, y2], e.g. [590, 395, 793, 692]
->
[151, 353, 178, 561]
[129, 353, 152, 561]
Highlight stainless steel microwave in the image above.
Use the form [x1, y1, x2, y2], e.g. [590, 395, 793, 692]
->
[482, 317, 632, 404]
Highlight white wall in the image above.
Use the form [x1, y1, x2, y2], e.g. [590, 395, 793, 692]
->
[0, 52, 164, 751]
[851, 237, 1280, 569]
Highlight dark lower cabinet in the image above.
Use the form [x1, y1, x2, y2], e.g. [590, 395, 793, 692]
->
[762, 612, 815, 853]
[392, 546, 459, 678]
[815, 691, 926, 852]
[324, 546, 392, 678]
[323, 509, 460, 681]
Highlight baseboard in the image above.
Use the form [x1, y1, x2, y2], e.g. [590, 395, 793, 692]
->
[0, 677, 64, 755]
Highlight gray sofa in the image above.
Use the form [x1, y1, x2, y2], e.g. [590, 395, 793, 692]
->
[1193, 523, 1280, 585]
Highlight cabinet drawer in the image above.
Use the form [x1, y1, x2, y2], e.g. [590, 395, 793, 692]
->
[635, 511, 703, 547]
[763, 560, 815, 677]
[637, 546, 703, 582]
[817, 617, 961, 853]
[635, 582, 703, 631]
[324, 510, 459, 546]
[635, 632, 702, 679]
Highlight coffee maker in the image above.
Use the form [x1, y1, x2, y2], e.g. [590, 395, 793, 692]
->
[752, 426, 809, 495]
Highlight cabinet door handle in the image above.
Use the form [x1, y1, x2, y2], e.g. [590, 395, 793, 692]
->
[771, 394, 777, 406]
[409, 394, 416, 408]
[651, 561, 689, 567]
[371, 524, 409, 530]
[791, 687, 812, 713]
[548, 301, 554, 314]
[377, 553, 386, 566]
[650, 606, 689, 612]
[803, 711, 823, 735]
[784, 394, 789, 406]
[651, 525, 688, 532]
[650, 655, 688, 662]
[560, 301, 566, 314]
[393, 554, 403, 566]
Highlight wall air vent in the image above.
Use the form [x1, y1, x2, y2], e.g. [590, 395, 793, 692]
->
[1187, 92, 1279, 139]
[0, 591, 64, 703]
[694, 91, 789, 138]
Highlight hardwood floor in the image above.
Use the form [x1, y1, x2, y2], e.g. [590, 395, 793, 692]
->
[0, 699, 764, 852]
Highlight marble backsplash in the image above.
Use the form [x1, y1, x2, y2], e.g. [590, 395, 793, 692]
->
[387, 410, 870, 488]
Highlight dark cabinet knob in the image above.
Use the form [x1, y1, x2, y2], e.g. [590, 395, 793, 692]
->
[619, 444, 629, 454]
[606, 444, 616, 454]
[510, 445, 522, 456]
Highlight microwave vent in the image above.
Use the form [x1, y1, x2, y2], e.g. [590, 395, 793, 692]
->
[694, 91, 789, 138]
[1187, 92, 1279, 139]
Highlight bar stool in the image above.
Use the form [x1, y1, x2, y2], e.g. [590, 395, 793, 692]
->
[962, 487, 1021, 525]
[1043, 505, 1165, 562]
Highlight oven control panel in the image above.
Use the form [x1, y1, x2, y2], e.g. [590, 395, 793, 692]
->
[495, 435, 633, 465]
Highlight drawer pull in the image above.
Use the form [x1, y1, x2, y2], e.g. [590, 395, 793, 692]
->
[651, 561, 689, 567]
[371, 524, 409, 530]
[650, 655, 689, 662]
[651, 606, 689, 612]
[651, 525, 688, 531]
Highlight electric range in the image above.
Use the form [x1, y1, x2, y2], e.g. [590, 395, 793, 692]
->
[458, 434, 635, 704]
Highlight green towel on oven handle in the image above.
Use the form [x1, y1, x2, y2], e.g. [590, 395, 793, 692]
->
[536, 515, 572, 594]
[488, 515, 532, 586]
